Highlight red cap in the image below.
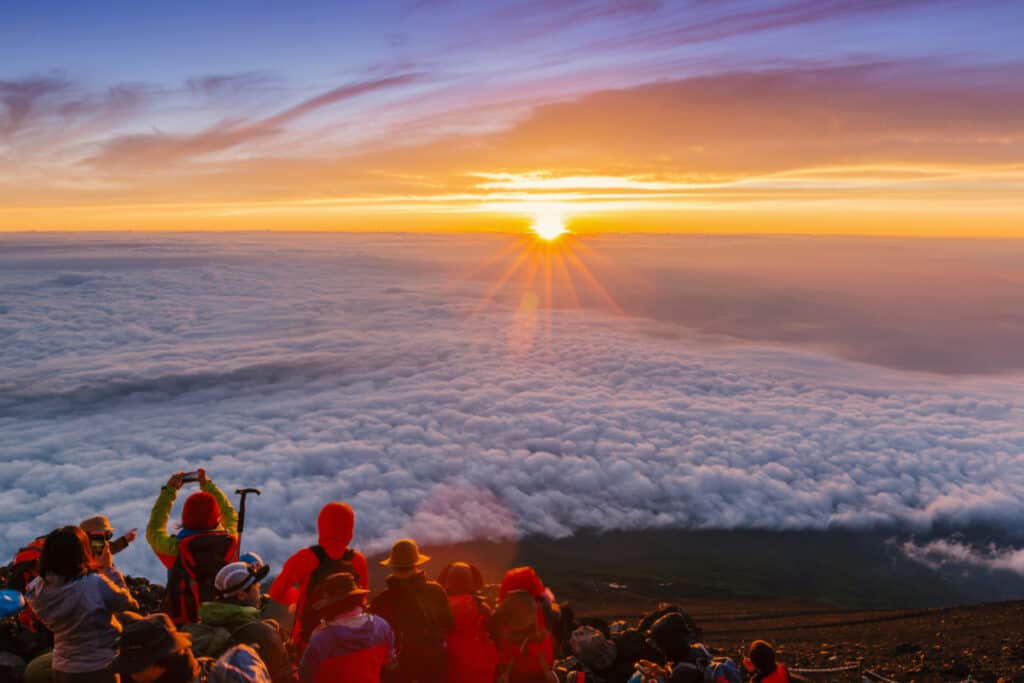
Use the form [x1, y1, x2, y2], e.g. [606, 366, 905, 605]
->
[182, 491, 220, 530]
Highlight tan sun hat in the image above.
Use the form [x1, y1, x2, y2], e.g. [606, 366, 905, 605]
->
[379, 538, 430, 568]
[80, 516, 114, 535]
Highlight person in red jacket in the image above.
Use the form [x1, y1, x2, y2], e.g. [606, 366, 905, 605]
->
[743, 641, 791, 683]
[268, 502, 369, 652]
[437, 562, 497, 683]
[492, 567, 560, 683]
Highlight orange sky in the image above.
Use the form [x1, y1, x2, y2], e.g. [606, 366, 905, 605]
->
[2, 6, 1023, 235]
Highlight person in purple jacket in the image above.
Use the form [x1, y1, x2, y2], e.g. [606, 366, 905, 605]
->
[299, 573, 393, 683]
[26, 527, 139, 683]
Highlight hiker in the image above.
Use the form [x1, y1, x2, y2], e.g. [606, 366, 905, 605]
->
[182, 562, 295, 683]
[25, 526, 139, 683]
[80, 515, 136, 590]
[742, 641, 791, 683]
[437, 562, 497, 683]
[299, 572, 393, 683]
[118, 612, 201, 683]
[147, 468, 239, 624]
[492, 566, 560, 683]
[644, 613, 741, 683]
[369, 539, 452, 683]
[268, 502, 369, 652]
[566, 626, 618, 683]
[7, 534, 49, 635]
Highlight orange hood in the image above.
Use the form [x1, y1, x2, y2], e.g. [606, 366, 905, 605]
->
[317, 502, 354, 555]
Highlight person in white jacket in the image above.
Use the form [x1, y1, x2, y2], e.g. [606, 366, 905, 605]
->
[26, 526, 138, 683]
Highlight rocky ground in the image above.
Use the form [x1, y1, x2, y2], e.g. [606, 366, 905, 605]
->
[558, 578, 1024, 682]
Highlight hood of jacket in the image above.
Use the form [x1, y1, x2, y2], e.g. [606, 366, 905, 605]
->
[27, 574, 85, 624]
[198, 600, 261, 629]
[317, 502, 354, 555]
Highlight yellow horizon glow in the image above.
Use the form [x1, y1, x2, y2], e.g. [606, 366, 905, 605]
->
[2, 165, 1023, 236]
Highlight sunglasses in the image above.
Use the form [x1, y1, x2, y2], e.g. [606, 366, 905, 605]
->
[89, 531, 114, 541]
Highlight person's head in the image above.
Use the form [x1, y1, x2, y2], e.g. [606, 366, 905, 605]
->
[181, 491, 220, 531]
[744, 640, 777, 675]
[499, 566, 545, 600]
[80, 516, 115, 562]
[439, 561, 484, 596]
[317, 502, 354, 548]
[214, 562, 270, 607]
[648, 613, 692, 662]
[309, 572, 369, 623]
[119, 612, 197, 683]
[570, 626, 618, 672]
[38, 526, 97, 581]
[379, 538, 430, 577]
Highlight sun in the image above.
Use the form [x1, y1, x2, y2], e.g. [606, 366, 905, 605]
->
[530, 212, 568, 241]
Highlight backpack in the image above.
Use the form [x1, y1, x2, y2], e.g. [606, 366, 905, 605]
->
[7, 538, 46, 632]
[492, 590, 545, 645]
[493, 592, 557, 683]
[296, 546, 358, 646]
[163, 532, 239, 624]
[183, 622, 241, 660]
[672, 646, 742, 683]
[7, 538, 45, 594]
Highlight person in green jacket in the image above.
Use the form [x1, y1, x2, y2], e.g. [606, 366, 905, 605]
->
[147, 468, 240, 624]
[146, 468, 239, 568]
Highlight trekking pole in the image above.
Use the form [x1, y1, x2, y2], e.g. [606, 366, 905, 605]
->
[235, 488, 261, 544]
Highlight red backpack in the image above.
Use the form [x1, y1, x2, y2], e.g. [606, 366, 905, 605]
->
[8, 537, 46, 631]
[162, 532, 238, 624]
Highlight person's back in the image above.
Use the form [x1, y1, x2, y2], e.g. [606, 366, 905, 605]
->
[437, 561, 496, 683]
[26, 527, 138, 683]
[299, 572, 392, 683]
[492, 567, 558, 683]
[268, 502, 369, 652]
[369, 540, 451, 683]
[147, 469, 239, 624]
[446, 593, 497, 683]
[184, 562, 294, 683]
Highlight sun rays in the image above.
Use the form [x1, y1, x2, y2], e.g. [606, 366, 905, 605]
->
[453, 217, 629, 354]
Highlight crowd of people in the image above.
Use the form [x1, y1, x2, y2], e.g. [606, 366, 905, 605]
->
[0, 470, 792, 683]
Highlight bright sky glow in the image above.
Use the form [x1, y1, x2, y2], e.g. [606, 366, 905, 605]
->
[1, 1, 1022, 234]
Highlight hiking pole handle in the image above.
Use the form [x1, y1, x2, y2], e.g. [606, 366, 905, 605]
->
[235, 488, 261, 538]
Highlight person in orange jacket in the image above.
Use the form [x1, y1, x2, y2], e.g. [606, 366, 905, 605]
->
[492, 567, 560, 683]
[438, 562, 497, 683]
[743, 641, 791, 683]
[268, 502, 369, 652]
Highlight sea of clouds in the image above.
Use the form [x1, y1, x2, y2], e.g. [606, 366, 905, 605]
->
[1, 232, 1023, 580]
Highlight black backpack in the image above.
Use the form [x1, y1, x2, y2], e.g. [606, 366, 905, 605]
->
[163, 532, 239, 624]
[296, 546, 359, 645]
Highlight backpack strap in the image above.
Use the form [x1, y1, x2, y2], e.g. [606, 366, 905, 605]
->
[310, 545, 329, 564]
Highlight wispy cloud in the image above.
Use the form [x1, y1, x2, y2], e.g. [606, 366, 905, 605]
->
[88, 73, 424, 169]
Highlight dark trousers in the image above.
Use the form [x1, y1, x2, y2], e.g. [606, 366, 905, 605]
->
[54, 667, 118, 683]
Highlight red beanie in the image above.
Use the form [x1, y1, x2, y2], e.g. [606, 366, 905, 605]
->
[182, 491, 220, 530]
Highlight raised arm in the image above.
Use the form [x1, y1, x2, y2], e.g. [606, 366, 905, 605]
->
[146, 472, 183, 563]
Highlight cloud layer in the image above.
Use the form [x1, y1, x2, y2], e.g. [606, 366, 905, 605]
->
[1, 233, 1023, 580]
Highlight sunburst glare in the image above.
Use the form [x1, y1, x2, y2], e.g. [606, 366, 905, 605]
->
[530, 211, 568, 241]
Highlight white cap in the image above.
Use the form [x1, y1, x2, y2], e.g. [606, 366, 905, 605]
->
[214, 562, 269, 597]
